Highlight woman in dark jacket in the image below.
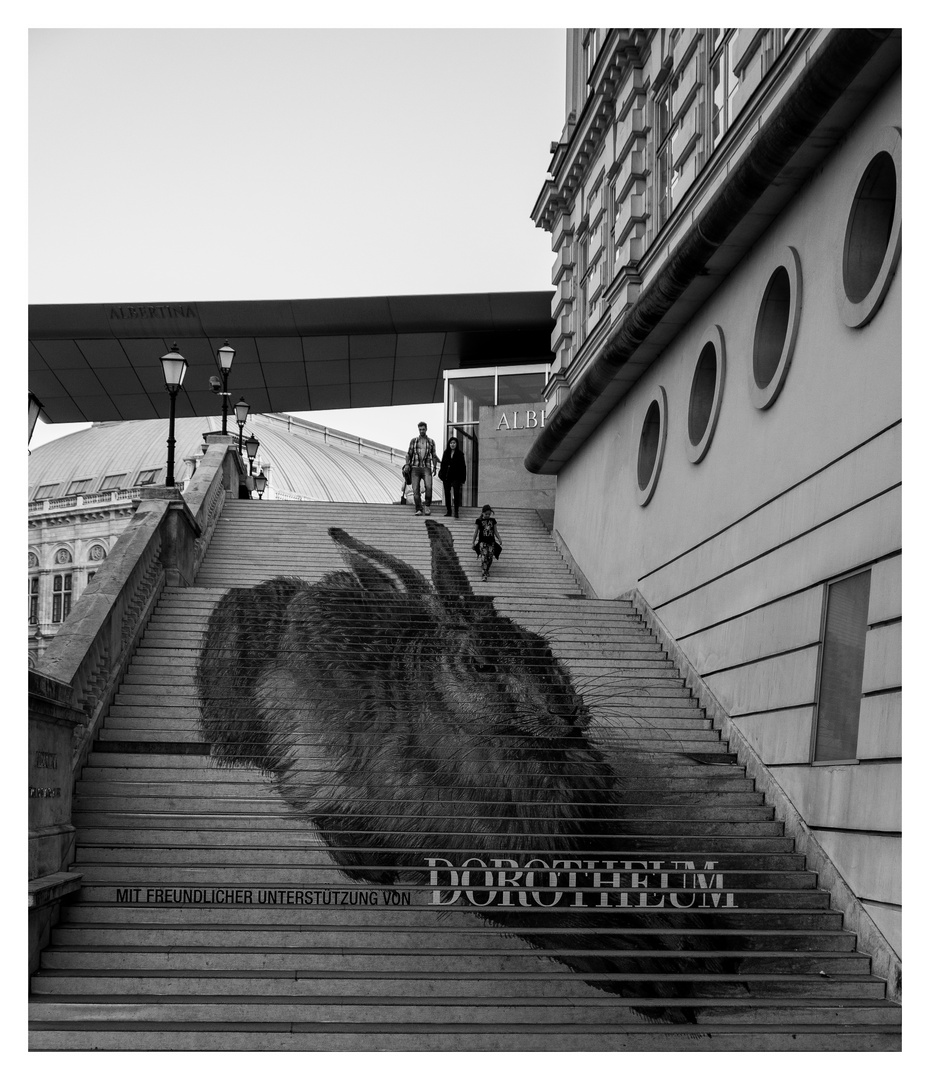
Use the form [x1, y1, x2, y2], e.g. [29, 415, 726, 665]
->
[438, 436, 467, 518]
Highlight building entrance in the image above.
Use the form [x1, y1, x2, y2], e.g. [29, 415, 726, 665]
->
[444, 365, 549, 507]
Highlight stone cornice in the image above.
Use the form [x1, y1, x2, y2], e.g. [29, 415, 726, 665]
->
[533, 30, 652, 233]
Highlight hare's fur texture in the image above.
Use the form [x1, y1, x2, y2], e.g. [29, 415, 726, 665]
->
[197, 521, 740, 1022]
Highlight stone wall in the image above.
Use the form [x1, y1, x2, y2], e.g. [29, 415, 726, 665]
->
[476, 402, 555, 512]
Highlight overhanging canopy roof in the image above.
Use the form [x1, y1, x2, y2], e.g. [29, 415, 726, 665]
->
[29, 292, 554, 424]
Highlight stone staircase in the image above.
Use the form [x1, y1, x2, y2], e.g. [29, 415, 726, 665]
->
[29, 501, 903, 1050]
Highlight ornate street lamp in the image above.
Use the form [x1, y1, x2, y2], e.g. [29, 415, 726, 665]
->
[216, 340, 235, 434]
[233, 397, 249, 453]
[254, 470, 268, 500]
[160, 344, 188, 487]
[244, 433, 260, 476]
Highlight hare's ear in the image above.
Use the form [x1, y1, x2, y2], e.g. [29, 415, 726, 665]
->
[426, 520, 475, 601]
[328, 527, 431, 596]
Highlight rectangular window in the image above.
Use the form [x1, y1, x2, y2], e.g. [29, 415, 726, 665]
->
[579, 279, 589, 344]
[33, 484, 58, 500]
[100, 474, 126, 491]
[583, 29, 601, 85]
[655, 81, 679, 227]
[136, 469, 159, 485]
[812, 570, 872, 762]
[29, 578, 39, 624]
[762, 28, 797, 74]
[447, 377, 495, 425]
[709, 29, 739, 148]
[497, 372, 546, 406]
[52, 573, 73, 624]
[611, 180, 624, 266]
[66, 479, 92, 495]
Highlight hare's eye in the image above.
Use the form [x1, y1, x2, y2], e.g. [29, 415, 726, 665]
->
[473, 659, 496, 676]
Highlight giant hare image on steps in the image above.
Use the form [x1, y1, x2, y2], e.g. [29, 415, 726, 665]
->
[197, 520, 735, 1022]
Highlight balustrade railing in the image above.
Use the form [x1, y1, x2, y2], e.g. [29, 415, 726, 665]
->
[29, 487, 148, 513]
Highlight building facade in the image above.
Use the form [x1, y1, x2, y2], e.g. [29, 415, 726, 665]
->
[528, 29, 902, 954]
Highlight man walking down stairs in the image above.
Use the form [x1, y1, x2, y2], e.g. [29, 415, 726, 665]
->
[29, 502, 902, 1051]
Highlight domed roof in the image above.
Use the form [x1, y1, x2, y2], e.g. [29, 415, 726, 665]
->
[29, 413, 405, 504]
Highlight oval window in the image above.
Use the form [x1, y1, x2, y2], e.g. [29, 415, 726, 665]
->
[636, 387, 667, 506]
[837, 128, 902, 328]
[750, 247, 802, 410]
[688, 325, 726, 463]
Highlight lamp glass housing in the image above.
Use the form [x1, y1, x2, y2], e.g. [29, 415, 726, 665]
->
[217, 342, 236, 371]
[234, 398, 250, 425]
[245, 435, 260, 459]
[160, 350, 188, 390]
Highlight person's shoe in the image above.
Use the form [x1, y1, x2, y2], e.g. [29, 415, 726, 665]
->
[424, 506, 431, 515]
[454, 509, 459, 518]
[415, 509, 423, 516]
[443, 510, 451, 517]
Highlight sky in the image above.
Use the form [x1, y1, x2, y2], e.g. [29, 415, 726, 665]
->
[25, 19, 567, 451]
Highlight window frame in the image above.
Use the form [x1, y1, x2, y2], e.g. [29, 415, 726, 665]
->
[29, 577, 39, 625]
[654, 78, 680, 229]
[708, 28, 738, 150]
[52, 572, 73, 624]
[583, 29, 601, 86]
[810, 568, 872, 766]
[99, 473, 127, 492]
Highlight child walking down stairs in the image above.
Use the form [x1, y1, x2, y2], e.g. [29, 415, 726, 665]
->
[29, 503, 902, 1050]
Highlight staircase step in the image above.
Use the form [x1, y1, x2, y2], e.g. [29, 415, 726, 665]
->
[38, 947, 872, 974]
[78, 763, 755, 787]
[75, 783, 761, 804]
[73, 799, 773, 822]
[28, 997, 901, 1025]
[31, 971, 888, 999]
[53, 909, 855, 945]
[73, 845, 803, 869]
[52, 910, 849, 934]
[60, 884, 830, 911]
[26, 1027, 905, 1053]
[70, 816, 785, 838]
[71, 827, 798, 854]
[70, 862, 814, 888]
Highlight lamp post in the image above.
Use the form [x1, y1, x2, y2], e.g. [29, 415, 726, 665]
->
[234, 397, 249, 453]
[216, 340, 235, 435]
[254, 470, 268, 500]
[160, 344, 188, 487]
